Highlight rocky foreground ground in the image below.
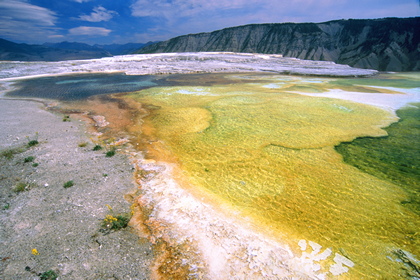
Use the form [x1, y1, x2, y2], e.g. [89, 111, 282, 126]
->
[0, 99, 153, 279]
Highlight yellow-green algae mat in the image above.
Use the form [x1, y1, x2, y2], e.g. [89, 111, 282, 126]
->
[128, 73, 419, 279]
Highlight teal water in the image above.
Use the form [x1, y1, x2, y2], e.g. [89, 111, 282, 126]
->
[6, 73, 160, 100]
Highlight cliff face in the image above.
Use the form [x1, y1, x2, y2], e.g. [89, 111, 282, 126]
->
[137, 18, 420, 71]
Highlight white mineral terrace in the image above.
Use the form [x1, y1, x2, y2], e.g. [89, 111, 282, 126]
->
[0, 52, 377, 80]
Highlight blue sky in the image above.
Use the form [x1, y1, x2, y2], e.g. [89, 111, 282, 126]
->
[0, 0, 419, 45]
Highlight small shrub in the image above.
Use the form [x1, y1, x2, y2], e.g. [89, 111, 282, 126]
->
[63, 180, 74, 188]
[102, 214, 130, 231]
[24, 156, 35, 163]
[13, 182, 37, 193]
[101, 205, 131, 234]
[105, 149, 116, 157]
[39, 270, 58, 280]
[93, 145, 102, 151]
[78, 142, 88, 147]
[27, 140, 39, 147]
[32, 163, 39, 167]
[62, 115, 70, 122]
[26, 133, 39, 147]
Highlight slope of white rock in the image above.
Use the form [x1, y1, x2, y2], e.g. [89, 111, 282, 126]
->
[0, 52, 377, 80]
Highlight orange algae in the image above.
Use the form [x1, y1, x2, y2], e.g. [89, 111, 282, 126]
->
[127, 73, 420, 279]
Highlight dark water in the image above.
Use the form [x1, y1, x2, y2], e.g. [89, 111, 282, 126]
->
[6, 73, 165, 100]
[5, 73, 265, 101]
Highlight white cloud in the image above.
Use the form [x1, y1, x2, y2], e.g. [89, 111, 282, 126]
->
[69, 26, 112, 36]
[0, 0, 59, 42]
[0, 0, 57, 26]
[130, 0, 262, 19]
[48, 35, 65, 39]
[130, 0, 268, 38]
[72, 0, 93, 3]
[78, 6, 118, 22]
[131, 0, 269, 42]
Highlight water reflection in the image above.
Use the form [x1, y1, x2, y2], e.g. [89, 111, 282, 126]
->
[6, 73, 160, 100]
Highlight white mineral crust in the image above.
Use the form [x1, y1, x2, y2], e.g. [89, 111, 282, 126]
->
[0, 52, 377, 80]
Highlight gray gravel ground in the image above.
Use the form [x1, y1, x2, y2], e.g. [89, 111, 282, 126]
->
[0, 99, 153, 279]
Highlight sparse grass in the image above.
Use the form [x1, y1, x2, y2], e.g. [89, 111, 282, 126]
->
[1, 148, 24, 159]
[63, 180, 74, 188]
[2, 203, 10, 210]
[78, 142, 88, 147]
[93, 145, 103, 151]
[13, 182, 28, 193]
[24, 156, 35, 163]
[32, 163, 39, 167]
[1, 133, 40, 159]
[13, 182, 37, 193]
[62, 115, 70, 122]
[1, 149, 15, 159]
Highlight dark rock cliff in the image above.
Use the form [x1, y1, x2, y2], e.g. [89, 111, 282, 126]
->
[137, 17, 420, 71]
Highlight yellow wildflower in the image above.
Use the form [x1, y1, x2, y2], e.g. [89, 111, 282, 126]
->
[105, 204, 113, 211]
[31, 248, 39, 255]
[105, 215, 117, 222]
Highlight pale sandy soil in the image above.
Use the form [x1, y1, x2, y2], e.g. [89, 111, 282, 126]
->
[0, 98, 153, 279]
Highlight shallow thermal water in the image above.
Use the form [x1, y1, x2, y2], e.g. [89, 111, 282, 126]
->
[5, 72, 420, 279]
[126, 73, 420, 279]
[5, 73, 163, 100]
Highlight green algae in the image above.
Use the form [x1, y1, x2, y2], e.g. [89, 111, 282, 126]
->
[336, 103, 420, 215]
[127, 73, 420, 279]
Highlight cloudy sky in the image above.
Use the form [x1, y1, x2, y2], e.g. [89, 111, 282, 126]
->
[0, 0, 419, 45]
